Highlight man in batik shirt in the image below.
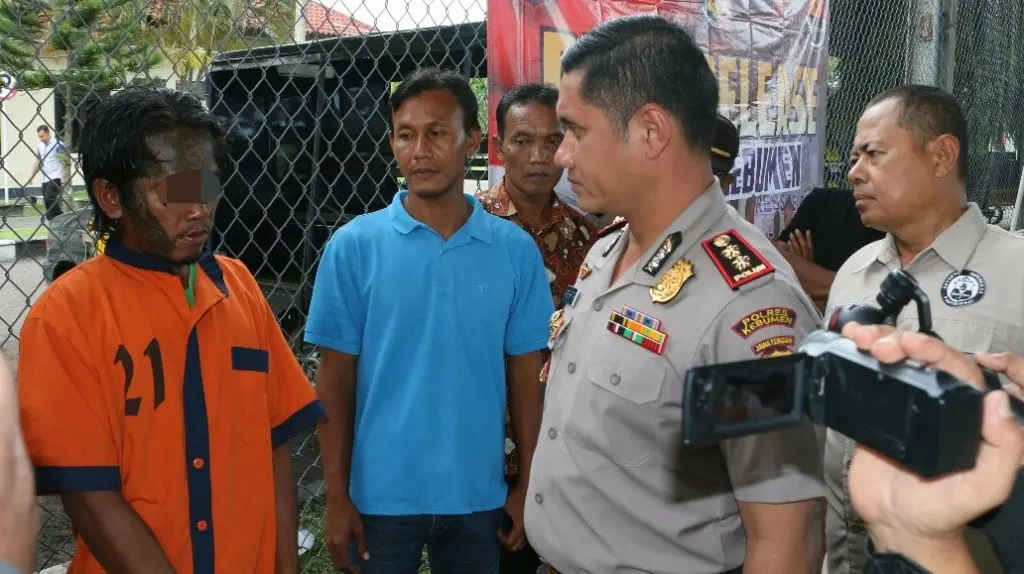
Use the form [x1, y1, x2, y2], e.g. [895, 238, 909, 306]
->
[477, 82, 597, 574]
[480, 84, 597, 310]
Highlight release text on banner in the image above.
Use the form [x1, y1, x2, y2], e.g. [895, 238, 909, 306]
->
[488, 0, 830, 238]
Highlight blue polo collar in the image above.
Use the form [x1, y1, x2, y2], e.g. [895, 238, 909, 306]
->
[387, 190, 493, 244]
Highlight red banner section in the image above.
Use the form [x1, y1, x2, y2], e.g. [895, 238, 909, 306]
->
[487, 0, 830, 240]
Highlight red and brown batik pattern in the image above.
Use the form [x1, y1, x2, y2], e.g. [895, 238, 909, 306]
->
[478, 180, 598, 477]
[478, 180, 598, 310]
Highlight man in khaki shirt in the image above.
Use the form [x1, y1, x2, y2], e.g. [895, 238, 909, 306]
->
[823, 85, 1024, 574]
[524, 15, 824, 574]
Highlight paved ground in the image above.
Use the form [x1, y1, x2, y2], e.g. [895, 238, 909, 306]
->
[0, 254, 47, 376]
[1, 215, 45, 231]
[0, 254, 74, 573]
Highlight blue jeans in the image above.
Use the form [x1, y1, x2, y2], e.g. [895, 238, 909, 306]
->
[351, 509, 504, 574]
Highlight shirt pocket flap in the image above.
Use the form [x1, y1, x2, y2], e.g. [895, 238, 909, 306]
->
[585, 353, 665, 405]
[232, 346, 269, 373]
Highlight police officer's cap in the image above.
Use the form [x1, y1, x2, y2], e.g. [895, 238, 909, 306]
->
[711, 114, 740, 176]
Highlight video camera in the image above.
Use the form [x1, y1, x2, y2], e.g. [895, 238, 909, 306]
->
[682, 269, 1024, 478]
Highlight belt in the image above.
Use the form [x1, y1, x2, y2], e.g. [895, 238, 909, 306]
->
[539, 565, 742, 574]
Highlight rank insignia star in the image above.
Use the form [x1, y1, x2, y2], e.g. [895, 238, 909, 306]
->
[642, 231, 682, 276]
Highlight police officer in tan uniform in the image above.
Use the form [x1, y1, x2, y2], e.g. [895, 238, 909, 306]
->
[823, 85, 1024, 574]
[524, 15, 824, 574]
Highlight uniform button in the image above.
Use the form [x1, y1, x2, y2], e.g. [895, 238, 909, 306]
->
[192, 458, 204, 469]
[535, 493, 544, 504]
[592, 299, 603, 311]
[610, 373, 621, 386]
[567, 362, 577, 373]
[196, 520, 208, 532]
[547, 427, 558, 439]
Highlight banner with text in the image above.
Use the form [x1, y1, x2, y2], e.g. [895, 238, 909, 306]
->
[487, 0, 829, 240]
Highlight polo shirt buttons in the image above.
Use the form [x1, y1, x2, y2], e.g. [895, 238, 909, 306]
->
[567, 362, 577, 374]
[610, 373, 621, 386]
[196, 520, 208, 532]
[592, 300, 603, 311]
[535, 493, 544, 504]
[192, 457, 204, 469]
[547, 427, 558, 439]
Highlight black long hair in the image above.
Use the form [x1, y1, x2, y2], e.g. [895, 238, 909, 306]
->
[79, 88, 228, 239]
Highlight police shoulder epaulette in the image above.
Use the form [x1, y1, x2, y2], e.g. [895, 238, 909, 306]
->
[701, 229, 775, 290]
[597, 216, 628, 238]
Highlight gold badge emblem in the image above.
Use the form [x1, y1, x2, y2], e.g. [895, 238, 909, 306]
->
[549, 308, 565, 340]
[578, 262, 592, 280]
[650, 259, 694, 304]
[713, 234, 731, 248]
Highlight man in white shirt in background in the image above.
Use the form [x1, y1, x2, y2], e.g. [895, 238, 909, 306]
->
[28, 125, 68, 222]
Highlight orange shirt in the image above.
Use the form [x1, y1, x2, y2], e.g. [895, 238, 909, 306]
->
[18, 241, 325, 574]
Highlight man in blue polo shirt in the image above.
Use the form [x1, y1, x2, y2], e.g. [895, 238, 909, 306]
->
[305, 67, 552, 574]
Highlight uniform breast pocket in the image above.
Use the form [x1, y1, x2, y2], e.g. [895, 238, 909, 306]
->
[230, 346, 272, 445]
[565, 338, 667, 468]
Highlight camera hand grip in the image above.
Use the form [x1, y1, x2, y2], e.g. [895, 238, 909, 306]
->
[982, 368, 1024, 426]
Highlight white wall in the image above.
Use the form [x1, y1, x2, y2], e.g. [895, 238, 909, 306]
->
[0, 60, 178, 198]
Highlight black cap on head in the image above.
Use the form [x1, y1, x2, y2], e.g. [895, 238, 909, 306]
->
[711, 114, 739, 175]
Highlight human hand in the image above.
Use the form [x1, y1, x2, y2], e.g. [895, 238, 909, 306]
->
[0, 354, 37, 574]
[840, 324, 1024, 546]
[324, 494, 369, 573]
[497, 486, 526, 552]
[787, 229, 814, 260]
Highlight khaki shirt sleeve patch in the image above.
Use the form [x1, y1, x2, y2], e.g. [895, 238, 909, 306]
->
[751, 334, 796, 357]
[700, 281, 824, 504]
[731, 307, 797, 338]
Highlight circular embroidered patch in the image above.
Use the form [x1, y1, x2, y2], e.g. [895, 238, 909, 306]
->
[940, 270, 986, 307]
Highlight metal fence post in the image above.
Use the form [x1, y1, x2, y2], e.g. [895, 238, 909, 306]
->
[1011, 164, 1024, 232]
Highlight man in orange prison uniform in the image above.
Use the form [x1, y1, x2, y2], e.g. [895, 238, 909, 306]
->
[17, 88, 326, 574]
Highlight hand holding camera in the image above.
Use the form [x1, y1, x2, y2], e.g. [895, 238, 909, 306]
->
[842, 323, 1024, 571]
[684, 269, 1024, 478]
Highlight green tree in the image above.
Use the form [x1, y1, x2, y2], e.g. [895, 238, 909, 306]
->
[0, 0, 162, 149]
[0, 0, 49, 74]
[470, 77, 488, 135]
[144, 0, 298, 85]
[145, 0, 233, 84]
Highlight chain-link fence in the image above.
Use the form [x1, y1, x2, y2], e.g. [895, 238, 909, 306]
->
[1, 2, 486, 571]
[824, 0, 1024, 226]
[0, 0, 1022, 572]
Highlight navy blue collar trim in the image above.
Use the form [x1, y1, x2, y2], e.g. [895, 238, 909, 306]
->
[105, 241, 228, 296]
